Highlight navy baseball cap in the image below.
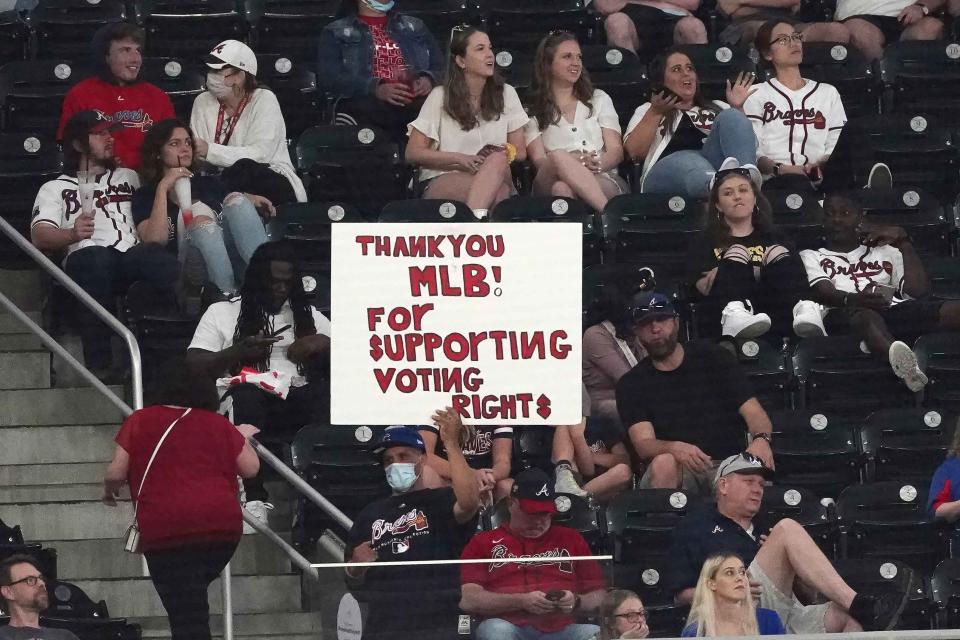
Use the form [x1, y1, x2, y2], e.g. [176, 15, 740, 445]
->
[630, 291, 677, 325]
[511, 468, 557, 514]
[62, 110, 120, 146]
[372, 425, 426, 458]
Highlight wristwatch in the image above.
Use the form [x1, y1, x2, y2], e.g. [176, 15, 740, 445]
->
[917, 3, 930, 15]
[750, 432, 772, 443]
[773, 162, 783, 177]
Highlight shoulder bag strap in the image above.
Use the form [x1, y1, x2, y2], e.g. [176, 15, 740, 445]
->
[133, 408, 191, 517]
[601, 320, 639, 368]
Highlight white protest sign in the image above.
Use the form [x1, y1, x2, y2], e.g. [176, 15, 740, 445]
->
[331, 223, 582, 425]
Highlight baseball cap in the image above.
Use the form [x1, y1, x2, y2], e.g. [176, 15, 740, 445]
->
[371, 425, 426, 459]
[715, 452, 774, 484]
[710, 157, 763, 191]
[630, 291, 677, 326]
[62, 110, 120, 145]
[510, 468, 557, 514]
[205, 39, 258, 76]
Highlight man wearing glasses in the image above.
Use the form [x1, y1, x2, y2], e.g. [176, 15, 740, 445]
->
[0, 555, 78, 640]
[615, 292, 774, 494]
[666, 453, 912, 633]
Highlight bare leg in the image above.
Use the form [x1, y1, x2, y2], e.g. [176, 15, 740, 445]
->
[674, 16, 708, 43]
[936, 300, 960, 330]
[583, 463, 633, 502]
[544, 150, 614, 211]
[848, 308, 895, 360]
[644, 452, 681, 488]
[552, 424, 576, 466]
[902, 16, 945, 40]
[605, 12, 640, 53]
[466, 151, 512, 211]
[845, 18, 885, 61]
[800, 21, 851, 43]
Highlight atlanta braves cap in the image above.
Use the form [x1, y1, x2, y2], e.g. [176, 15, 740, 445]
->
[715, 451, 774, 484]
[205, 39, 258, 76]
[371, 425, 426, 459]
[62, 110, 120, 146]
[511, 468, 557, 514]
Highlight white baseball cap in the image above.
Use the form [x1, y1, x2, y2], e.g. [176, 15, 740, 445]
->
[206, 39, 258, 76]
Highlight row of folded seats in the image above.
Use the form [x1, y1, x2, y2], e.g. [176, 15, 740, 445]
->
[288, 419, 960, 635]
[0, 518, 140, 639]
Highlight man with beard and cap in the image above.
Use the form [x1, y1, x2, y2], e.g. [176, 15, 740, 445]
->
[0, 555, 79, 640]
[799, 192, 960, 393]
[346, 418, 481, 640]
[614, 292, 774, 494]
[58, 23, 174, 170]
[459, 467, 607, 640]
[668, 452, 913, 633]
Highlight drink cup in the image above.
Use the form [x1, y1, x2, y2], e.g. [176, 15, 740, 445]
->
[78, 181, 96, 217]
[174, 176, 193, 216]
[394, 64, 415, 91]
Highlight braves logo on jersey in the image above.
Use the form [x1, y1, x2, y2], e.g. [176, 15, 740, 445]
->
[370, 507, 430, 554]
[95, 108, 155, 133]
[59, 180, 135, 221]
[819, 256, 893, 290]
[489, 544, 574, 573]
[759, 102, 827, 129]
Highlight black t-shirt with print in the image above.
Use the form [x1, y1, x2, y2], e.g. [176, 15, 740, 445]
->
[417, 424, 514, 470]
[347, 487, 478, 636]
[615, 341, 754, 460]
[662, 112, 708, 157]
[684, 229, 789, 285]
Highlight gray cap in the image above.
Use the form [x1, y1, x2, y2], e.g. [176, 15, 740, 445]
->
[715, 452, 774, 484]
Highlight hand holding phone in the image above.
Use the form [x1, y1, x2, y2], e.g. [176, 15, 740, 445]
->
[869, 282, 896, 302]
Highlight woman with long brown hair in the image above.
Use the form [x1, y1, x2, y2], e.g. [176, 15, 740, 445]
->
[686, 160, 823, 339]
[599, 589, 649, 639]
[525, 31, 627, 212]
[405, 25, 528, 219]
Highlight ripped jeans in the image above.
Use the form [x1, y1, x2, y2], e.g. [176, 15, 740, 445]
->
[184, 194, 268, 295]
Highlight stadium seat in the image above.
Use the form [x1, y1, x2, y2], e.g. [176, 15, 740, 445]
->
[762, 187, 824, 251]
[0, 518, 58, 581]
[490, 196, 602, 266]
[768, 409, 864, 498]
[514, 425, 555, 473]
[486, 0, 599, 52]
[290, 424, 389, 543]
[931, 558, 960, 629]
[860, 407, 957, 483]
[857, 186, 952, 257]
[602, 193, 704, 272]
[487, 494, 604, 552]
[718, 337, 792, 411]
[793, 335, 919, 419]
[916, 332, 960, 412]
[296, 124, 405, 218]
[40, 580, 142, 640]
[928, 257, 960, 301]
[30, 0, 127, 60]
[582, 262, 662, 316]
[579, 45, 649, 130]
[759, 483, 838, 557]
[136, 0, 247, 58]
[0, 59, 89, 133]
[402, 0, 483, 45]
[138, 57, 205, 121]
[842, 114, 959, 206]
[784, 42, 880, 119]
[644, 603, 691, 638]
[611, 556, 678, 608]
[255, 54, 319, 139]
[0, 14, 29, 62]
[243, 0, 339, 61]
[833, 558, 935, 630]
[492, 47, 532, 94]
[605, 488, 695, 564]
[675, 44, 755, 103]
[884, 40, 960, 119]
[379, 198, 476, 223]
[838, 481, 947, 574]
[0, 132, 62, 265]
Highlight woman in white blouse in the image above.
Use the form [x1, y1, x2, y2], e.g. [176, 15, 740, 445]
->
[406, 26, 528, 219]
[190, 39, 307, 204]
[525, 32, 627, 212]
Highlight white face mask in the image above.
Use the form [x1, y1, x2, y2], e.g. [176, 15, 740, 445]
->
[205, 72, 233, 99]
[385, 462, 419, 493]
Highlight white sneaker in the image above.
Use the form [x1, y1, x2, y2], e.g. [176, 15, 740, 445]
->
[554, 464, 588, 498]
[867, 162, 893, 190]
[243, 500, 274, 535]
[792, 300, 827, 338]
[888, 340, 928, 393]
[721, 300, 771, 338]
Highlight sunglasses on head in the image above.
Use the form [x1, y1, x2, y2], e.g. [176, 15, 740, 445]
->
[717, 451, 764, 477]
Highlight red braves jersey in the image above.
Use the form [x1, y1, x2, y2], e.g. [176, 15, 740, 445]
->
[460, 524, 605, 632]
[58, 77, 175, 170]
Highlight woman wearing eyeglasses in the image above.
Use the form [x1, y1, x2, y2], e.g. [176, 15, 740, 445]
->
[600, 590, 649, 639]
[683, 553, 785, 637]
[623, 46, 758, 197]
[524, 31, 628, 213]
[190, 40, 306, 205]
[405, 26, 528, 219]
[743, 21, 848, 191]
[687, 160, 824, 339]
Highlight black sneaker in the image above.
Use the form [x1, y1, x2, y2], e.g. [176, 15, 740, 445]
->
[849, 567, 914, 631]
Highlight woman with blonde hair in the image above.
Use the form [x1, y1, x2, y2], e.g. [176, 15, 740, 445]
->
[599, 589, 649, 640]
[927, 416, 960, 520]
[683, 553, 785, 637]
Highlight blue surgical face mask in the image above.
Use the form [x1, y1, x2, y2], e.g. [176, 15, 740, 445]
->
[362, 0, 395, 13]
[385, 462, 418, 493]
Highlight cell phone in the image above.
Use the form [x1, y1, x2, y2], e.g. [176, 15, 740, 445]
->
[871, 283, 896, 302]
[478, 144, 505, 157]
[269, 324, 292, 338]
[808, 165, 823, 182]
[651, 84, 680, 102]
[546, 589, 565, 602]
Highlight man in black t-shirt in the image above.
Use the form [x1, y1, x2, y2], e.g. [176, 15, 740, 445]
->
[615, 292, 774, 494]
[667, 453, 910, 633]
[346, 413, 481, 640]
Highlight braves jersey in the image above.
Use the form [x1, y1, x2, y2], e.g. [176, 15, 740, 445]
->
[57, 77, 175, 170]
[800, 244, 906, 305]
[744, 78, 846, 167]
[32, 169, 140, 257]
[460, 524, 605, 632]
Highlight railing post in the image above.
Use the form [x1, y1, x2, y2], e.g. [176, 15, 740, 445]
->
[221, 562, 233, 640]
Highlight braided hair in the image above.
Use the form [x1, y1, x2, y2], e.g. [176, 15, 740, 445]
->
[233, 241, 316, 373]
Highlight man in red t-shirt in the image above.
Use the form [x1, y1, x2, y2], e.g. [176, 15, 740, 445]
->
[57, 23, 175, 170]
[460, 468, 607, 640]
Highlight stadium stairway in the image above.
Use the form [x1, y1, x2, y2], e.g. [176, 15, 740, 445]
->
[0, 268, 325, 640]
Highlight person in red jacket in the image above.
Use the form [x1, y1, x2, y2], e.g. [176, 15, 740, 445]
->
[58, 23, 175, 170]
[460, 468, 607, 640]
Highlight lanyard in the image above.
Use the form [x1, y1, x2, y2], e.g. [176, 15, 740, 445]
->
[214, 96, 249, 145]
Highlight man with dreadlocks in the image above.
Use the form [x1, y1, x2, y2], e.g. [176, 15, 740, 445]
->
[187, 241, 331, 528]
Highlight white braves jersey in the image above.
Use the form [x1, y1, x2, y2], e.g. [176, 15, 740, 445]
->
[801, 245, 906, 305]
[744, 79, 846, 167]
[32, 169, 140, 257]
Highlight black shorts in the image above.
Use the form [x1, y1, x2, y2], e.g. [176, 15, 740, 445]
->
[824, 299, 943, 341]
[621, 3, 683, 55]
[841, 14, 905, 42]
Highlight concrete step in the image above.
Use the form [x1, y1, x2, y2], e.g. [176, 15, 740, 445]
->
[0, 386, 125, 426]
[0, 334, 46, 351]
[0, 310, 42, 335]
[0, 483, 107, 503]
[75, 575, 303, 618]
[134, 611, 322, 639]
[0, 425, 116, 465]
[0, 462, 106, 487]
[53, 535, 295, 580]
[0, 350, 51, 389]
[0, 269, 45, 312]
